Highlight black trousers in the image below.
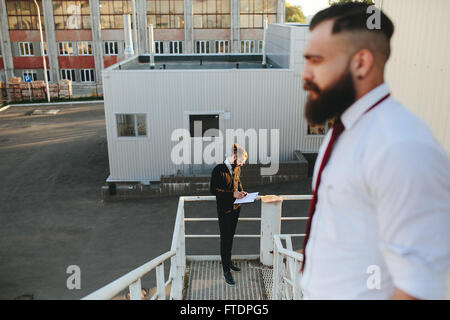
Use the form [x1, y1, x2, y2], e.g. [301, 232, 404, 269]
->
[217, 206, 240, 273]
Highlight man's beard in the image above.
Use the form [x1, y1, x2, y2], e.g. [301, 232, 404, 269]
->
[304, 70, 356, 125]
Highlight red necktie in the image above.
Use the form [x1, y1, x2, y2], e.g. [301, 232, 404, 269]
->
[300, 93, 391, 273]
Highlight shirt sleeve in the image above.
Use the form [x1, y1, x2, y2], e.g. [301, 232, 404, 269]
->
[366, 140, 450, 300]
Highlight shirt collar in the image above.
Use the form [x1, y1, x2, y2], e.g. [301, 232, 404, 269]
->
[224, 158, 233, 174]
[340, 83, 391, 130]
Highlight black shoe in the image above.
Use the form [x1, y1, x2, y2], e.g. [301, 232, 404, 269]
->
[230, 263, 241, 272]
[224, 271, 235, 286]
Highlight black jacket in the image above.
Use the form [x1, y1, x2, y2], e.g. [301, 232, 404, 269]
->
[210, 163, 244, 212]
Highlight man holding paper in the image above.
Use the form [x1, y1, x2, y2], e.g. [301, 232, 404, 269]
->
[210, 145, 248, 286]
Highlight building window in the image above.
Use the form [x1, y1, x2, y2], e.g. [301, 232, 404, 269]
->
[241, 40, 256, 53]
[53, 0, 91, 30]
[257, 40, 263, 53]
[307, 119, 335, 135]
[99, 0, 132, 29]
[169, 41, 183, 54]
[61, 69, 76, 81]
[19, 42, 34, 56]
[22, 70, 37, 81]
[189, 114, 220, 137]
[104, 41, 119, 55]
[59, 42, 74, 55]
[6, 0, 45, 30]
[116, 114, 147, 137]
[240, 0, 277, 29]
[195, 40, 210, 54]
[193, 0, 230, 29]
[80, 69, 95, 82]
[154, 41, 164, 54]
[215, 40, 229, 54]
[147, 0, 184, 29]
[46, 70, 51, 81]
[78, 42, 93, 55]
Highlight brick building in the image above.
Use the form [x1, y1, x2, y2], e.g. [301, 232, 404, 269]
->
[0, 0, 286, 91]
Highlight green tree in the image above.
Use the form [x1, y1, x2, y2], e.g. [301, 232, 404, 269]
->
[328, 0, 374, 5]
[285, 3, 306, 23]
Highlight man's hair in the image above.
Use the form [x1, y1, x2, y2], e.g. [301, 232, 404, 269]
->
[229, 145, 248, 162]
[310, 3, 394, 63]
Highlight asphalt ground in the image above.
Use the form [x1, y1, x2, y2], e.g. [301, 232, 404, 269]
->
[0, 103, 312, 299]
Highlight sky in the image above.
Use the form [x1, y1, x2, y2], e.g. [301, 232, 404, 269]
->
[286, 0, 330, 17]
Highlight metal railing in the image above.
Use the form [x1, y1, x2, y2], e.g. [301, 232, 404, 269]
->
[273, 234, 304, 300]
[82, 195, 312, 300]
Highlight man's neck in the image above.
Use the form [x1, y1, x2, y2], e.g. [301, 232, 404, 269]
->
[355, 76, 385, 100]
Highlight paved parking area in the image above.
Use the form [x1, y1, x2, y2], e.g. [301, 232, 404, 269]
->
[0, 103, 312, 299]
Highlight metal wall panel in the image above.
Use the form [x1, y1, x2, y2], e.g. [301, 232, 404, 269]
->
[102, 25, 325, 181]
[377, 0, 450, 154]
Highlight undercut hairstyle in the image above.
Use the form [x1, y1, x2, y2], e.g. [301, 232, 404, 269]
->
[310, 3, 394, 64]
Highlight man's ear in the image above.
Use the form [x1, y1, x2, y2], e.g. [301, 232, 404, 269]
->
[351, 49, 375, 80]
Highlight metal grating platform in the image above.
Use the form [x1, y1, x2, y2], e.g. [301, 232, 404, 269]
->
[184, 260, 270, 300]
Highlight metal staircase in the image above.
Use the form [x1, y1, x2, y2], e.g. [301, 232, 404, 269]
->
[82, 195, 311, 300]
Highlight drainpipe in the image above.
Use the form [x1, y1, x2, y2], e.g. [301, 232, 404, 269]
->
[262, 16, 268, 66]
[148, 24, 155, 69]
[131, 0, 138, 55]
[123, 14, 134, 59]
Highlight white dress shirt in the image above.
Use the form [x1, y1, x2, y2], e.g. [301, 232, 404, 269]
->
[224, 158, 233, 174]
[300, 83, 450, 300]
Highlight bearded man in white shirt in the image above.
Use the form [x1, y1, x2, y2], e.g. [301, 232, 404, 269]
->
[300, 3, 450, 300]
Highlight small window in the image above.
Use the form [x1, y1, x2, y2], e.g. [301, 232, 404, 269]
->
[189, 114, 219, 138]
[61, 69, 76, 81]
[80, 69, 95, 82]
[154, 41, 164, 54]
[59, 42, 74, 55]
[104, 41, 118, 55]
[215, 40, 229, 54]
[241, 40, 256, 54]
[19, 42, 34, 56]
[23, 70, 37, 81]
[195, 40, 209, 54]
[169, 41, 183, 54]
[116, 114, 147, 137]
[78, 42, 93, 55]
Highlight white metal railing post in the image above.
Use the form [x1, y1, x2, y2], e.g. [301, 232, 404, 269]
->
[156, 263, 165, 300]
[260, 200, 282, 266]
[169, 197, 185, 300]
[129, 278, 142, 300]
[272, 237, 280, 300]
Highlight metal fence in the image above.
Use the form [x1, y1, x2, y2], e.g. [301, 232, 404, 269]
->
[82, 195, 312, 300]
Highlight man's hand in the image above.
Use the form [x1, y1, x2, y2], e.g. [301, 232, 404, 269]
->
[234, 191, 246, 199]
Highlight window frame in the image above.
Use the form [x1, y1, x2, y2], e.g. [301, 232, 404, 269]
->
[22, 69, 37, 81]
[115, 113, 148, 138]
[104, 41, 119, 55]
[19, 42, 34, 56]
[154, 41, 164, 54]
[169, 41, 183, 54]
[79, 69, 95, 83]
[215, 40, 230, 54]
[58, 41, 74, 56]
[78, 41, 93, 55]
[60, 69, 76, 81]
[195, 40, 210, 54]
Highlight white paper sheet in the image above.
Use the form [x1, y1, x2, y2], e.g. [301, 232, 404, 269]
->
[234, 192, 259, 204]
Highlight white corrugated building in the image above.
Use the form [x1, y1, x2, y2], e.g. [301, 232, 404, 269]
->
[102, 23, 322, 182]
[375, 0, 450, 154]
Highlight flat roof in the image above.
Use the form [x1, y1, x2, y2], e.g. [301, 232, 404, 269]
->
[111, 54, 282, 71]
